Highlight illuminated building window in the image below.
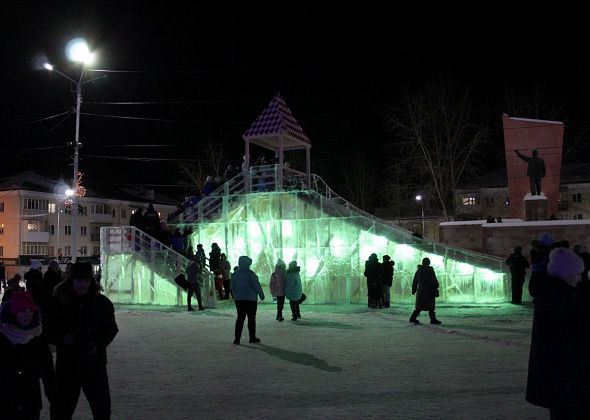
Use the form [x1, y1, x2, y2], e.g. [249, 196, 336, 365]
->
[462, 196, 478, 206]
[21, 242, 48, 255]
[0, 224, 4, 235]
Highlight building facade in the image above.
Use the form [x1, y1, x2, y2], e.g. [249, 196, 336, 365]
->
[455, 164, 590, 222]
[0, 172, 177, 276]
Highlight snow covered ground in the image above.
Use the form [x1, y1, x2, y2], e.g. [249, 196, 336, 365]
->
[40, 301, 547, 419]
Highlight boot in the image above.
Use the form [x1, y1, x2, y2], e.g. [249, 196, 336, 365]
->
[429, 311, 442, 324]
[187, 306, 195, 311]
[409, 310, 420, 324]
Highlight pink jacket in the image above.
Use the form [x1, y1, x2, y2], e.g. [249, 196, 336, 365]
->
[269, 269, 286, 297]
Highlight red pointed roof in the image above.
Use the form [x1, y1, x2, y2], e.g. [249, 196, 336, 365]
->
[242, 93, 310, 145]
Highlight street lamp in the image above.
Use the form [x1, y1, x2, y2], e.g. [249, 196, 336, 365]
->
[415, 194, 425, 237]
[44, 38, 96, 262]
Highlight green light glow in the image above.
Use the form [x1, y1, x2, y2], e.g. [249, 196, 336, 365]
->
[458, 262, 475, 275]
[102, 191, 509, 305]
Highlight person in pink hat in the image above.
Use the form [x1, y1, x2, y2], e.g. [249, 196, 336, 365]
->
[0, 290, 55, 418]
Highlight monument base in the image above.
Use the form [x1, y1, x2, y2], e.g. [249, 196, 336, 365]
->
[524, 193, 548, 221]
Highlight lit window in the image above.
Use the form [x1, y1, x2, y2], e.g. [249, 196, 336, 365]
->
[27, 221, 39, 232]
[0, 224, 4, 235]
[462, 197, 478, 206]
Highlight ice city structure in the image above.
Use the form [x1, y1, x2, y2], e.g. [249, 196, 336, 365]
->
[100, 94, 509, 306]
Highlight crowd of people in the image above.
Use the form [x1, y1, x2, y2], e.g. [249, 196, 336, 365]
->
[0, 260, 117, 419]
[502, 232, 590, 418]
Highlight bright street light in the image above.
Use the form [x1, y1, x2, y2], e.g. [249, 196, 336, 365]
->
[44, 37, 97, 262]
[65, 189, 74, 197]
[415, 194, 425, 237]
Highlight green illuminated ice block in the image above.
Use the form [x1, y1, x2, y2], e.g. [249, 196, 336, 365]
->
[101, 189, 508, 306]
[184, 190, 508, 304]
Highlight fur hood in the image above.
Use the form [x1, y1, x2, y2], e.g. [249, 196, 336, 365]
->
[547, 247, 585, 287]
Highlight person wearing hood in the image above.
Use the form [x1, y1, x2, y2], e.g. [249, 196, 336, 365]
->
[45, 262, 118, 419]
[230, 256, 265, 344]
[219, 253, 232, 300]
[269, 259, 287, 321]
[409, 258, 441, 325]
[505, 246, 530, 304]
[528, 233, 553, 298]
[2, 274, 24, 304]
[364, 254, 383, 309]
[43, 260, 63, 305]
[285, 261, 303, 321]
[0, 291, 55, 419]
[25, 260, 46, 315]
[209, 243, 221, 272]
[526, 247, 590, 418]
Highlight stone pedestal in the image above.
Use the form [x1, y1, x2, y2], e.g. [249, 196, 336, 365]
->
[524, 194, 548, 221]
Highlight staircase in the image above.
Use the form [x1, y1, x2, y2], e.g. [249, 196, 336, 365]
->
[100, 226, 216, 306]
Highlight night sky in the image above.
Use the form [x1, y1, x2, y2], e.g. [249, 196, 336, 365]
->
[2, 2, 590, 198]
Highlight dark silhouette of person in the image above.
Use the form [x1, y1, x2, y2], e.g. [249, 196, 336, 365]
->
[506, 246, 530, 304]
[409, 258, 441, 324]
[486, 215, 496, 223]
[515, 149, 546, 196]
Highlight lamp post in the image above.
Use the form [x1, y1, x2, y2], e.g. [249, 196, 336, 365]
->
[44, 38, 96, 262]
[415, 194, 425, 237]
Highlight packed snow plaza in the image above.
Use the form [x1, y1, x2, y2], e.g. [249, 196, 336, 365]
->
[100, 95, 508, 307]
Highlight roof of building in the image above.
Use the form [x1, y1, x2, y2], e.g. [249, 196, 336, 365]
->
[0, 171, 178, 206]
[242, 93, 310, 148]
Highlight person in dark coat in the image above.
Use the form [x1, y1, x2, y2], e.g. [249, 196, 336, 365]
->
[219, 253, 232, 300]
[128, 208, 145, 231]
[409, 258, 441, 324]
[269, 259, 287, 321]
[285, 261, 303, 321]
[573, 244, 590, 282]
[43, 260, 63, 303]
[0, 291, 55, 420]
[364, 253, 383, 309]
[2, 274, 24, 304]
[526, 247, 590, 418]
[528, 234, 553, 298]
[45, 262, 118, 420]
[505, 246, 530, 304]
[143, 203, 160, 238]
[209, 243, 221, 272]
[231, 256, 265, 344]
[381, 255, 394, 308]
[195, 244, 207, 268]
[515, 148, 546, 195]
[25, 260, 46, 314]
[186, 257, 204, 311]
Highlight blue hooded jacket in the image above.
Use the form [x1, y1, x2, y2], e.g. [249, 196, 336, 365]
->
[230, 256, 265, 301]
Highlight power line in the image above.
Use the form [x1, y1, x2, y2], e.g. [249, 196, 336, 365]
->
[80, 112, 244, 124]
[84, 99, 266, 105]
[83, 154, 198, 162]
[0, 110, 73, 131]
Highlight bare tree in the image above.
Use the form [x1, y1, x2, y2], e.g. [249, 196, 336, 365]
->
[385, 79, 489, 221]
[179, 136, 228, 194]
[339, 150, 378, 211]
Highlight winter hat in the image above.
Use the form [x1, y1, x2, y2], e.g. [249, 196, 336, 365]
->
[547, 247, 584, 287]
[9, 291, 37, 316]
[30, 260, 42, 271]
[275, 258, 286, 270]
[539, 232, 554, 247]
[238, 256, 252, 268]
[69, 262, 93, 279]
[288, 261, 299, 271]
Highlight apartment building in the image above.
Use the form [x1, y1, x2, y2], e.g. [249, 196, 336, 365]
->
[0, 171, 177, 273]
